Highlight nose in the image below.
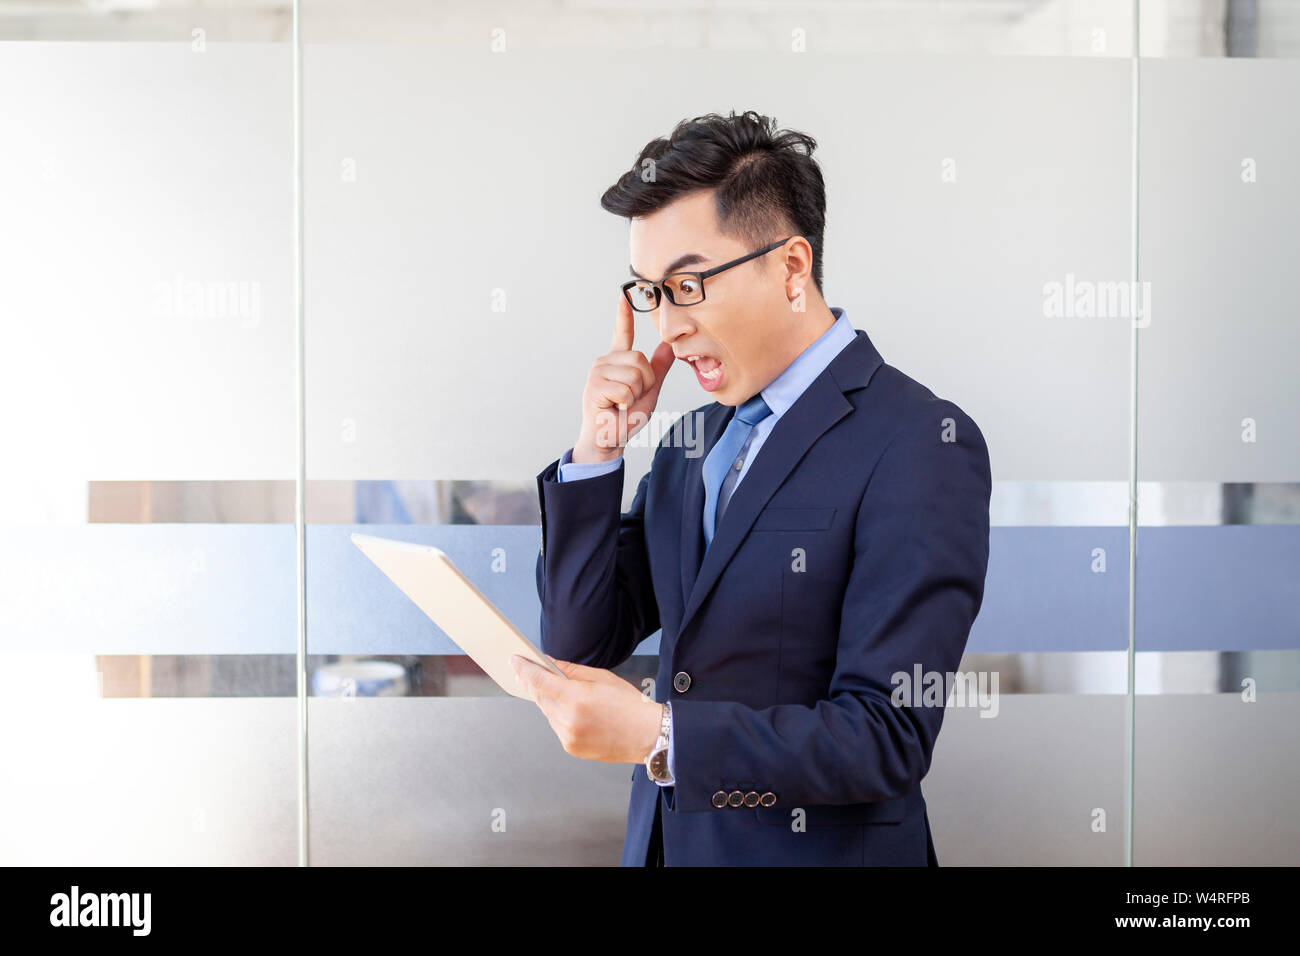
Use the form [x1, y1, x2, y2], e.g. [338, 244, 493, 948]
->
[655, 299, 695, 346]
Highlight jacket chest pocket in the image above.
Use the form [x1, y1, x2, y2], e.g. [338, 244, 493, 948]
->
[751, 506, 836, 532]
[751, 508, 837, 582]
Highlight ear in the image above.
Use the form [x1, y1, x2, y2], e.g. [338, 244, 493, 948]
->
[781, 237, 814, 302]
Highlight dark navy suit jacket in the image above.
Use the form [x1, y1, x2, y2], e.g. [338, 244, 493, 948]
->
[534, 327, 991, 866]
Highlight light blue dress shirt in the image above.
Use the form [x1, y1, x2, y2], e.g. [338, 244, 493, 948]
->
[554, 306, 857, 786]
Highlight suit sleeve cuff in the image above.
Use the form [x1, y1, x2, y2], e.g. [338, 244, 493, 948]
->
[558, 446, 623, 483]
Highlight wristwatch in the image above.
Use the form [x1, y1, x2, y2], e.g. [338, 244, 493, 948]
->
[644, 702, 673, 783]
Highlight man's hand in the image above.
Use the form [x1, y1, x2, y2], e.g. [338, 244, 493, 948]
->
[572, 294, 675, 465]
[510, 654, 664, 764]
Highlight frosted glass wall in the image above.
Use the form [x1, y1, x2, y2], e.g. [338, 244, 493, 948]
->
[3, 0, 1296, 866]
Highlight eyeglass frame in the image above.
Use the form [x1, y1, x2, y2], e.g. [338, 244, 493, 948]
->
[620, 236, 795, 313]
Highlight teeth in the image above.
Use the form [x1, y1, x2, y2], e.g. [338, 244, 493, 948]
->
[684, 354, 722, 380]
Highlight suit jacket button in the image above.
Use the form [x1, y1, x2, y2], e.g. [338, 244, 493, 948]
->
[727, 790, 745, 807]
[759, 791, 777, 807]
[711, 790, 729, 808]
[673, 671, 691, 693]
[743, 791, 760, 807]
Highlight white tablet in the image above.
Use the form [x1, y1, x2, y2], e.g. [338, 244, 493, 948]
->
[350, 532, 566, 698]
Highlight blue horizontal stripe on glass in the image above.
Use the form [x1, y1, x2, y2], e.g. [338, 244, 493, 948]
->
[1, 524, 1294, 655]
[1134, 525, 1300, 653]
[968, 527, 1130, 653]
[0, 524, 298, 654]
[969, 526, 1300, 653]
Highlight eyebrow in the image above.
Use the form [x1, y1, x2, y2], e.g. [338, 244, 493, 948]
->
[629, 252, 709, 280]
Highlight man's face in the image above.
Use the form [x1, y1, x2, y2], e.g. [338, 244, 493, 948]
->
[628, 189, 794, 406]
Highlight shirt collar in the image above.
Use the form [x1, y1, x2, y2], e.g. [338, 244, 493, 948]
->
[758, 306, 856, 420]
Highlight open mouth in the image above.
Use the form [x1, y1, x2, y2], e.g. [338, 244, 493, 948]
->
[681, 353, 724, 391]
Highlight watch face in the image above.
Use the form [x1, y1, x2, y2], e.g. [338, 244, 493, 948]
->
[649, 750, 668, 779]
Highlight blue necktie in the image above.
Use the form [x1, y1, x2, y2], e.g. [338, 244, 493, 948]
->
[702, 394, 773, 549]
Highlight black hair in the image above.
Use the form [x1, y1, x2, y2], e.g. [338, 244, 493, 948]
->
[600, 110, 826, 294]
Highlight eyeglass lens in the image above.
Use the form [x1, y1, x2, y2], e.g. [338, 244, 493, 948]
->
[626, 275, 704, 312]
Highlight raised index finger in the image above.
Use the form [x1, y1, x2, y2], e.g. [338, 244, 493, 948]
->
[610, 291, 636, 354]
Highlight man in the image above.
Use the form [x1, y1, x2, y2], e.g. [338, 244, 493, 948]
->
[511, 110, 991, 866]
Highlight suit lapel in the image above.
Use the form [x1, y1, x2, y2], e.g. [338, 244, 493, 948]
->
[678, 402, 730, 611]
[675, 329, 884, 642]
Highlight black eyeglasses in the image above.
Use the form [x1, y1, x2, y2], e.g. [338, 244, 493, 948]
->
[621, 236, 794, 313]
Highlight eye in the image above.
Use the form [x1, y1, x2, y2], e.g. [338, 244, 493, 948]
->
[626, 283, 657, 310]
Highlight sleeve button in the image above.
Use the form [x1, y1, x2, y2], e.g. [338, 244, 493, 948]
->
[711, 790, 729, 808]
